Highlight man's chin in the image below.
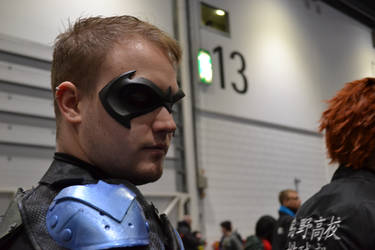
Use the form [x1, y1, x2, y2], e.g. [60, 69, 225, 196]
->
[131, 171, 163, 185]
[132, 164, 164, 185]
[107, 161, 164, 185]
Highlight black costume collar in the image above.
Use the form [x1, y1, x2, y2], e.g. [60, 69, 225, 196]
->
[331, 165, 375, 182]
[40, 153, 142, 197]
[39, 153, 103, 188]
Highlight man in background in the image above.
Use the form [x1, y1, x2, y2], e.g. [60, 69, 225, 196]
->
[177, 214, 200, 250]
[219, 220, 244, 250]
[272, 189, 301, 250]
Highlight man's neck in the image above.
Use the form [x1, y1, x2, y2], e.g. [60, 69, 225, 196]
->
[224, 231, 232, 237]
[279, 205, 295, 217]
[56, 128, 93, 167]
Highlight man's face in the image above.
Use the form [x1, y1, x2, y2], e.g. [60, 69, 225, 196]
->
[284, 191, 301, 212]
[78, 38, 179, 185]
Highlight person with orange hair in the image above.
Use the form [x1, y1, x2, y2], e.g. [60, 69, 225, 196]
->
[286, 77, 375, 250]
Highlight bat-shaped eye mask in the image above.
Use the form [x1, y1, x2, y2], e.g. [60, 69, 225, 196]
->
[99, 70, 185, 128]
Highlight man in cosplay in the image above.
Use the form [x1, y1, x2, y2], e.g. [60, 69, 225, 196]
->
[0, 16, 185, 250]
[286, 77, 375, 250]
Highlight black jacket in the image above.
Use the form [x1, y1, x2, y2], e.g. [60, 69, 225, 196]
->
[177, 221, 199, 250]
[272, 209, 294, 250]
[286, 166, 375, 249]
[0, 153, 181, 250]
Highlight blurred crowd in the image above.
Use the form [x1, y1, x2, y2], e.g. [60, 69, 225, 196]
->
[177, 215, 206, 250]
[178, 189, 301, 250]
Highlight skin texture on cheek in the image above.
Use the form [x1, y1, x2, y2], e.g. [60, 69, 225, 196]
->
[80, 101, 167, 184]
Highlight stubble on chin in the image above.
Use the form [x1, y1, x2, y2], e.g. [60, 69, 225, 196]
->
[125, 158, 165, 185]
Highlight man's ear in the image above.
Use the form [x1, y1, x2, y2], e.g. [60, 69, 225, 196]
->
[55, 81, 82, 124]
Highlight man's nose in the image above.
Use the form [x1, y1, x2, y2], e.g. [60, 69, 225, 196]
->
[152, 106, 177, 134]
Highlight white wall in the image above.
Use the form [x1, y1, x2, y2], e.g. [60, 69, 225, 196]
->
[196, 0, 375, 131]
[190, 0, 375, 246]
[0, 0, 174, 46]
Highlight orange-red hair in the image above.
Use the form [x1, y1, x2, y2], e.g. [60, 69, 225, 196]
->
[320, 77, 375, 169]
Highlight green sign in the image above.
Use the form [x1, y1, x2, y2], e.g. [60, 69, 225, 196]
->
[197, 49, 213, 84]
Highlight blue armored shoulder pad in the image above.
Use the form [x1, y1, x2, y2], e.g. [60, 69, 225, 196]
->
[46, 180, 149, 250]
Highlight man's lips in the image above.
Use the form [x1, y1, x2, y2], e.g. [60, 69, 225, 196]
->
[143, 144, 168, 154]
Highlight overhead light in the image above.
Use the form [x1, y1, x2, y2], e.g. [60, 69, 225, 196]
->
[215, 9, 225, 16]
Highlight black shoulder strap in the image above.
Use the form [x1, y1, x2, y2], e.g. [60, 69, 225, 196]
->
[159, 213, 184, 250]
[0, 189, 24, 245]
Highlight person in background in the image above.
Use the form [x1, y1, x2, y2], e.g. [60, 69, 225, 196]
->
[212, 241, 220, 250]
[219, 220, 244, 250]
[244, 215, 276, 250]
[0, 15, 185, 249]
[286, 77, 375, 250]
[272, 189, 301, 250]
[177, 214, 200, 250]
[192, 230, 206, 250]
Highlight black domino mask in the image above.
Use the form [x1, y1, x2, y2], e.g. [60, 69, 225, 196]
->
[99, 70, 185, 129]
